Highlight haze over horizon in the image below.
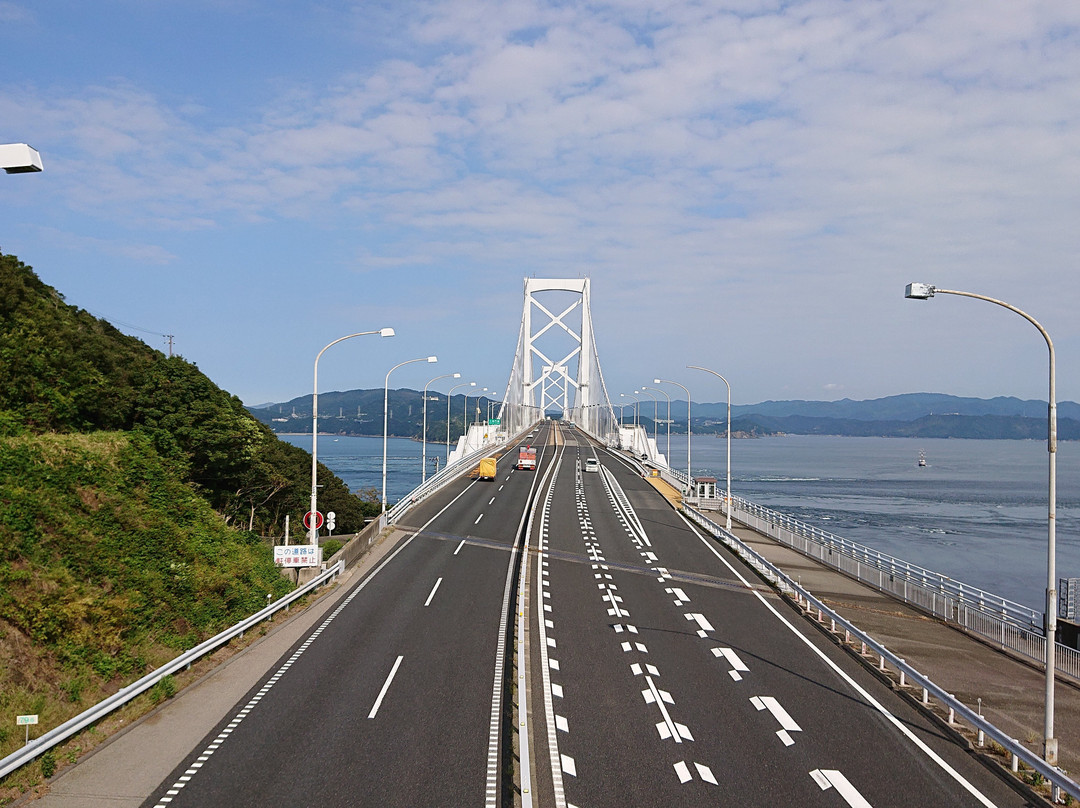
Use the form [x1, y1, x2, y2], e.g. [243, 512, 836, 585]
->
[2, 1, 1078, 407]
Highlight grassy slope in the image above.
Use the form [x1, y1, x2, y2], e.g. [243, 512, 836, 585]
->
[0, 431, 292, 763]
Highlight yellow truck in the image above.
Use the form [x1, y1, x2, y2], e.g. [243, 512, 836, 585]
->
[478, 457, 498, 480]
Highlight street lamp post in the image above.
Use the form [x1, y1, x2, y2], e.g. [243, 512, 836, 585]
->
[463, 387, 488, 453]
[655, 378, 692, 495]
[905, 282, 1058, 765]
[422, 372, 460, 485]
[620, 393, 640, 427]
[383, 356, 437, 513]
[310, 328, 395, 542]
[688, 365, 733, 532]
[638, 388, 660, 445]
[446, 381, 476, 460]
[642, 385, 671, 463]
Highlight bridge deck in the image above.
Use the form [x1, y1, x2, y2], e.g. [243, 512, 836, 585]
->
[730, 515, 1080, 778]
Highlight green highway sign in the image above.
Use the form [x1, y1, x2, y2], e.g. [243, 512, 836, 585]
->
[488, 419, 501, 425]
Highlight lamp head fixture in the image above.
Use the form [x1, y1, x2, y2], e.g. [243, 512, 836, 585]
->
[904, 283, 936, 300]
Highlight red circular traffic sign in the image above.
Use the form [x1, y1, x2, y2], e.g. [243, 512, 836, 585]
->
[303, 511, 324, 530]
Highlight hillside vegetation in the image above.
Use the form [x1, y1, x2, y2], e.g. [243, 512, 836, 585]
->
[0, 254, 375, 783]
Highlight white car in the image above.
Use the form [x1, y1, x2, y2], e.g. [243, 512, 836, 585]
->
[584, 458, 600, 473]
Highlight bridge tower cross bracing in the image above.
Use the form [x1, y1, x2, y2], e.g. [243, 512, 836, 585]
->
[498, 278, 617, 443]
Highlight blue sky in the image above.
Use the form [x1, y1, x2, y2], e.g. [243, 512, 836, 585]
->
[2, 0, 1079, 407]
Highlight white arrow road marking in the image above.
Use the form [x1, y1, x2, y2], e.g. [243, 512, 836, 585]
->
[684, 612, 714, 637]
[751, 696, 801, 746]
[810, 770, 874, 807]
[667, 587, 690, 605]
[673, 761, 718, 785]
[712, 647, 750, 681]
[645, 676, 693, 742]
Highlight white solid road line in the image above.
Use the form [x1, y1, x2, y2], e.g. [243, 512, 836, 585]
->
[423, 577, 443, 607]
[368, 655, 403, 719]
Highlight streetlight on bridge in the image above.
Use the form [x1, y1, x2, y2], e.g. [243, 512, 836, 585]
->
[687, 365, 733, 532]
[422, 372, 460, 486]
[309, 328, 395, 542]
[0, 143, 43, 173]
[446, 381, 476, 460]
[641, 385, 671, 463]
[637, 388, 660, 446]
[620, 393, 640, 427]
[654, 378, 692, 496]
[905, 281, 1059, 765]
[463, 387, 488, 452]
[383, 356, 437, 513]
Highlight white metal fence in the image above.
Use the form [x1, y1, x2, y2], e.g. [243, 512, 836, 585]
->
[683, 505, 1079, 803]
[719, 493, 1080, 683]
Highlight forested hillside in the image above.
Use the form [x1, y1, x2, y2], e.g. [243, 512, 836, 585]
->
[0, 254, 374, 786]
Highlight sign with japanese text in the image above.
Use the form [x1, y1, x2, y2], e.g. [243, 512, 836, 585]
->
[274, 545, 322, 568]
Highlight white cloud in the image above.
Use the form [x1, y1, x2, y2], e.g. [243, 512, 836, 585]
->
[3, 0, 1079, 401]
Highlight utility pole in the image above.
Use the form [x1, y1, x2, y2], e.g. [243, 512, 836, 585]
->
[164, 334, 175, 357]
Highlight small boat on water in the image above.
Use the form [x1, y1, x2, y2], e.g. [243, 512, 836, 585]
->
[918, 450, 927, 467]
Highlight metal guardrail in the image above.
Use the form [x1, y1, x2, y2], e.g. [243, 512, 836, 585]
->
[717, 493, 1080, 684]
[682, 505, 1080, 803]
[0, 560, 344, 781]
[725, 494, 1041, 630]
[384, 424, 541, 525]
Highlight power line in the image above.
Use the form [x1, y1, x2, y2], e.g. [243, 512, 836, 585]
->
[85, 309, 175, 357]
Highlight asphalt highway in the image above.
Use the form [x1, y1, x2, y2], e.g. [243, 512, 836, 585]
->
[524, 424, 1031, 808]
[141, 432, 552, 808]
[139, 421, 1033, 807]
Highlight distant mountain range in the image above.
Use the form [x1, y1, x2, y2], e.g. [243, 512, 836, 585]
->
[250, 390, 1080, 440]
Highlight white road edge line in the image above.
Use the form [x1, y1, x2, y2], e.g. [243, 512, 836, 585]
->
[680, 511, 1001, 808]
[368, 655, 403, 719]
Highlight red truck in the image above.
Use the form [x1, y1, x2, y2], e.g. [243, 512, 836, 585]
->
[517, 446, 537, 470]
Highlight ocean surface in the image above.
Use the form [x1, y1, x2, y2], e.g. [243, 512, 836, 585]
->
[665, 434, 1080, 612]
[286, 432, 1079, 613]
[281, 434, 447, 508]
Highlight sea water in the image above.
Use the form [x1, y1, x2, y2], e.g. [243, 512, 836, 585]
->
[281, 434, 446, 509]
[665, 434, 1080, 612]
[287, 432, 1080, 613]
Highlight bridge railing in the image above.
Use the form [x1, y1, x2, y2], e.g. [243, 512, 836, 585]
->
[0, 560, 345, 781]
[682, 505, 1080, 803]
[723, 493, 1045, 634]
[384, 428, 529, 525]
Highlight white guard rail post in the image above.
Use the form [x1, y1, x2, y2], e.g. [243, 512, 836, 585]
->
[0, 560, 344, 781]
[683, 504, 1080, 803]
